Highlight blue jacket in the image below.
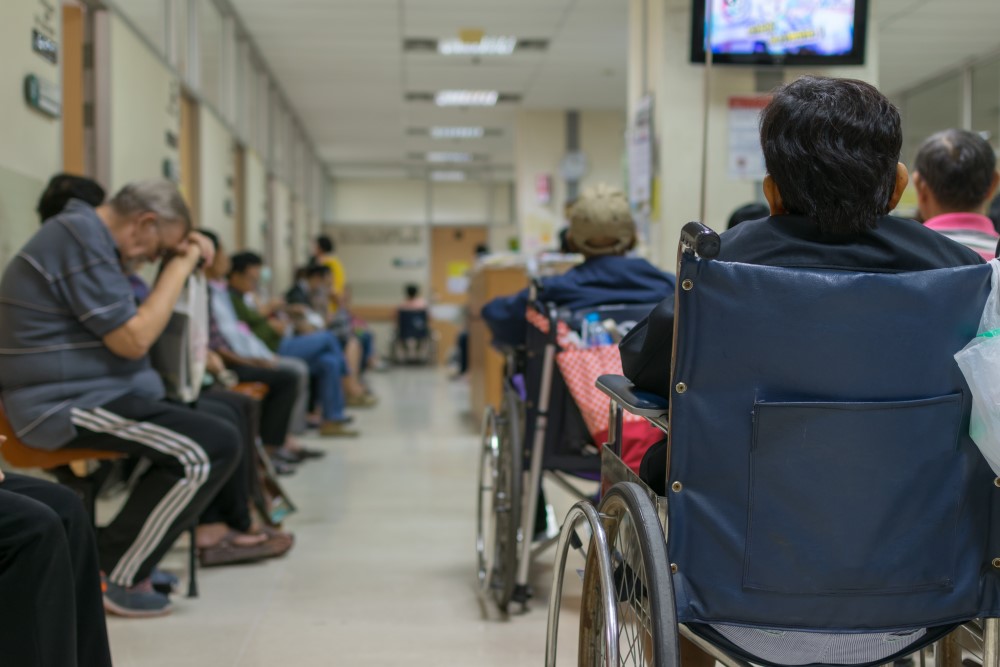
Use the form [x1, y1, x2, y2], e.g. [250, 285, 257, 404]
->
[481, 255, 676, 348]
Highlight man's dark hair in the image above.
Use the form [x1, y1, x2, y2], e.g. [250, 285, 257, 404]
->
[316, 235, 335, 254]
[37, 173, 106, 223]
[405, 284, 420, 299]
[198, 228, 220, 252]
[305, 264, 330, 279]
[914, 129, 997, 212]
[759, 75, 902, 236]
[727, 202, 770, 230]
[230, 251, 264, 275]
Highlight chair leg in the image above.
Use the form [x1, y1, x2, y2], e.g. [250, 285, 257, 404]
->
[985, 618, 1000, 667]
[187, 525, 199, 598]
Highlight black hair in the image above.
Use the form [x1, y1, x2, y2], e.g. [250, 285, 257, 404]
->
[316, 235, 334, 254]
[37, 173, 106, 223]
[558, 227, 573, 253]
[474, 243, 489, 257]
[759, 75, 902, 236]
[305, 265, 330, 279]
[198, 228, 220, 252]
[230, 251, 264, 275]
[727, 202, 770, 229]
[405, 284, 420, 299]
[914, 129, 997, 212]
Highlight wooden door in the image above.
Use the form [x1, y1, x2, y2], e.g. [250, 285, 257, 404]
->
[62, 4, 86, 174]
[179, 92, 200, 222]
[430, 226, 489, 365]
[233, 143, 246, 248]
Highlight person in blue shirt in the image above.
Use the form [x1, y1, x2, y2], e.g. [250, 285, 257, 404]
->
[482, 184, 675, 347]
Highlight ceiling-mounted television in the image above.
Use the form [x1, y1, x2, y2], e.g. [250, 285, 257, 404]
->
[691, 0, 869, 66]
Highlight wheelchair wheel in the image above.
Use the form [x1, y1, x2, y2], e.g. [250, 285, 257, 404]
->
[477, 407, 500, 595]
[476, 390, 523, 611]
[579, 483, 677, 667]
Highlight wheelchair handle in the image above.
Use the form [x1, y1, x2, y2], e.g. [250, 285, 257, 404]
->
[681, 222, 721, 259]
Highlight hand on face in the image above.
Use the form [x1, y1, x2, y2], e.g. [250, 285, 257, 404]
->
[173, 231, 216, 270]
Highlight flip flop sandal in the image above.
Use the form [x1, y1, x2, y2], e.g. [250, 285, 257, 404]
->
[198, 531, 277, 567]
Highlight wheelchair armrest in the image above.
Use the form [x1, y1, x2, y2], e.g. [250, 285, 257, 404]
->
[596, 375, 670, 420]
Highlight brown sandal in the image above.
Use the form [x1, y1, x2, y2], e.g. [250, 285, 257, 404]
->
[199, 530, 284, 567]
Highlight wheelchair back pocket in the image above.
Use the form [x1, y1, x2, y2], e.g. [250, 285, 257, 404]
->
[744, 394, 964, 596]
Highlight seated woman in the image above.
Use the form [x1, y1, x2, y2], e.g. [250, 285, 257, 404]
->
[395, 284, 430, 363]
[482, 184, 675, 348]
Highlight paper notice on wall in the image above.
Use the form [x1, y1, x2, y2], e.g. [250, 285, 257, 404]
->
[629, 95, 654, 208]
[522, 209, 558, 256]
[728, 96, 770, 181]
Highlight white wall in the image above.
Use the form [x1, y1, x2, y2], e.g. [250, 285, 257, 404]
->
[244, 149, 268, 253]
[199, 106, 235, 248]
[99, 11, 180, 192]
[269, 178, 293, 295]
[514, 109, 626, 254]
[326, 178, 515, 304]
[0, 0, 62, 267]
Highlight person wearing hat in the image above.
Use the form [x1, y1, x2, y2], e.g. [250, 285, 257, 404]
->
[481, 184, 675, 348]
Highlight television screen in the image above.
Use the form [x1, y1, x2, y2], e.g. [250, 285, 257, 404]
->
[691, 0, 868, 66]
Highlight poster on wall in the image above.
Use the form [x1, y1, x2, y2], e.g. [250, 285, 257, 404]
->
[628, 95, 654, 209]
[728, 96, 770, 181]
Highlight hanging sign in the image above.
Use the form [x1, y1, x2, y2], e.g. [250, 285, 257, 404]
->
[23, 74, 61, 118]
[728, 96, 770, 181]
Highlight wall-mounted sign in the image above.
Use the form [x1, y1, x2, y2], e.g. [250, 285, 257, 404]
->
[629, 95, 654, 208]
[535, 174, 552, 205]
[32, 28, 58, 64]
[162, 157, 180, 182]
[23, 74, 61, 118]
[728, 96, 770, 181]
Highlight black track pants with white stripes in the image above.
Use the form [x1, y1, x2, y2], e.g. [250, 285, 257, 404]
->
[66, 394, 242, 588]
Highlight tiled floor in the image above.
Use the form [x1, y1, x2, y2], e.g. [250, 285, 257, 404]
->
[106, 367, 588, 666]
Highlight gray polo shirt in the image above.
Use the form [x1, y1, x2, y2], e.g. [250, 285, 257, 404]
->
[0, 199, 165, 449]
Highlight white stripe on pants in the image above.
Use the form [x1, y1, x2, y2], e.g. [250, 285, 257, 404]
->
[70, 407, 210, 586]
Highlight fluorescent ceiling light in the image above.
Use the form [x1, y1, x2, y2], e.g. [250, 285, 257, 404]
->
[438, 36, 517, 56]
[427, 152, 474, 163]
[430, 126, 485, 139]
[431, 170, 467, 182]
[435, 90, 498, 107]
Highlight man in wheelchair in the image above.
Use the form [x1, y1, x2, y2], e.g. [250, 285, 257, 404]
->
[621, 76, 985, 506]
[482, 184, 675, 349]
[588, 76, 988, 667]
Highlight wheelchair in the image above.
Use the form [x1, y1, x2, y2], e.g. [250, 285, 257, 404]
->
[476, 290, 660, 612]
[545, 222, 1000, 667]
[390, 309, 435, 365]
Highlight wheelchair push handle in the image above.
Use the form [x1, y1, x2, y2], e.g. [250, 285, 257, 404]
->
[681, 222, 721, 259]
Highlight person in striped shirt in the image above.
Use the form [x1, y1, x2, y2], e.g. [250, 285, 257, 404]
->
[912, 129, 1000, 260]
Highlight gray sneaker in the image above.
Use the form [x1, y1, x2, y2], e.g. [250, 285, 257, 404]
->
[103, 578, 172, 618]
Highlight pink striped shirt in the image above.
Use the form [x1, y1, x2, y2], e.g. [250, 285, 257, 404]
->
[924, 213, 998, 260]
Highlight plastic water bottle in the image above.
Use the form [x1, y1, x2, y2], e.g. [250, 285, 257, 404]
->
[585, 312, 613, 347]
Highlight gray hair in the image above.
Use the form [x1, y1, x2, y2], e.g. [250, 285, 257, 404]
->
[109, 180, 192, 229]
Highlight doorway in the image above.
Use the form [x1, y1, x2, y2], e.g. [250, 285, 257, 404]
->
[429, 226, 489, 365]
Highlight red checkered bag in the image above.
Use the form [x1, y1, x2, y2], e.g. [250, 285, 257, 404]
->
[526, 309, 662, 472]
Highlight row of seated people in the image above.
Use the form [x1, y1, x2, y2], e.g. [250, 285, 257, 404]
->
[482, 76, 1000, 667]
[0, 178, 378, 665]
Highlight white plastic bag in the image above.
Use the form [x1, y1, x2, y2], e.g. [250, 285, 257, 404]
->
[150, 273, 209, 404]
[955, 259, 1000, 475]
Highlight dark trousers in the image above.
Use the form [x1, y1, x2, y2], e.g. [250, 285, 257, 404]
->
[197, 390, 258, 533]
[0, 473, 113, 667]
[66, 394, 241, 587]
[231, 363, 299, 446]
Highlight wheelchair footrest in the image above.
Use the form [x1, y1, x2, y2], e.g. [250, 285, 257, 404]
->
[512, 584, 532, 604]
